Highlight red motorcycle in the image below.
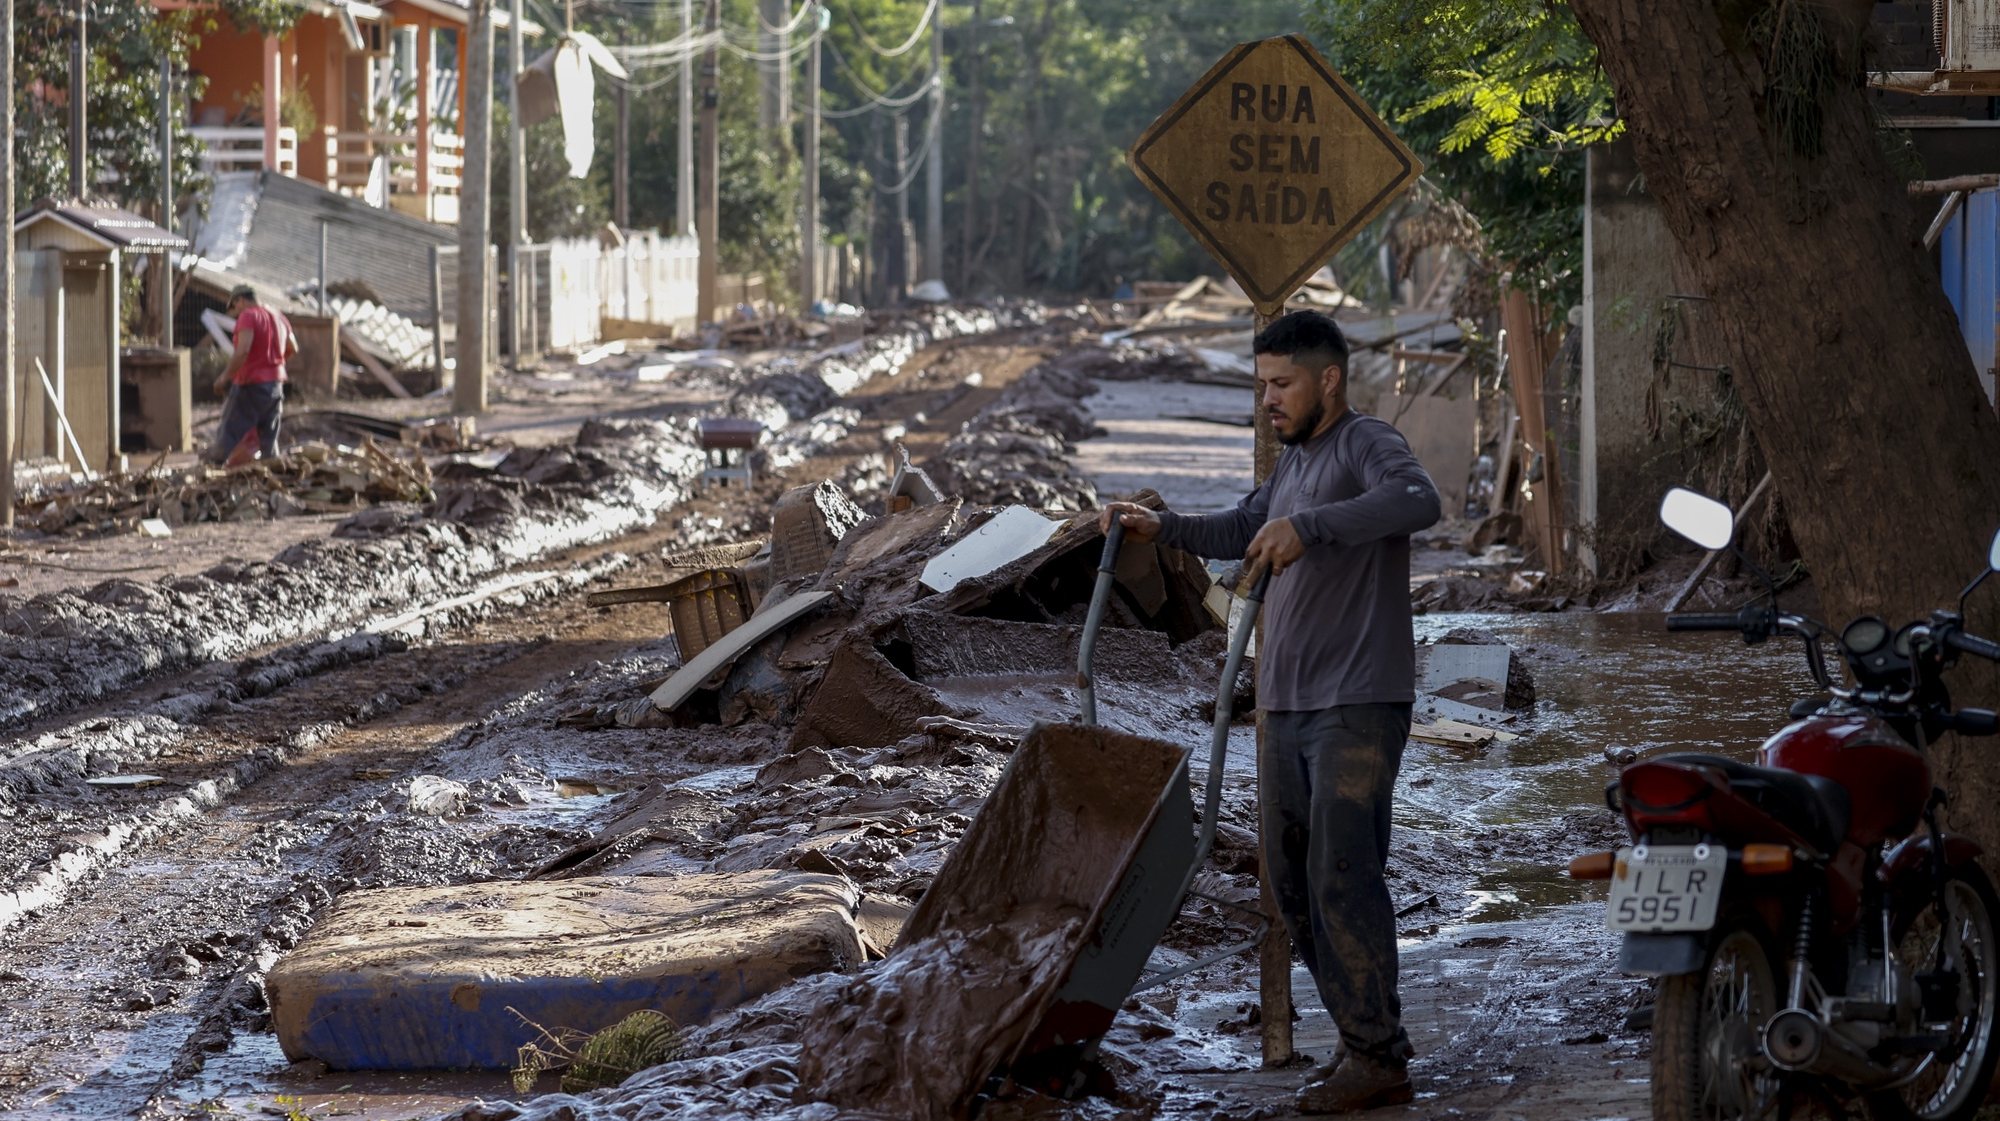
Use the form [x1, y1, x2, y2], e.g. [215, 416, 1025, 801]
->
[1570, 487, 2000, 1121]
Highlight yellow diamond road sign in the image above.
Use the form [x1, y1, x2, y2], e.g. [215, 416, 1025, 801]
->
[1129, 35, 1425, 316]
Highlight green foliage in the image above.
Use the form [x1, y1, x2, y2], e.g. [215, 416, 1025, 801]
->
[937, 0, 1299, 294]
[13, 0, 211, 215]
[214, 0, 303, 37]
[510, 1008, 683, 1094]
[1304, 0, 1618, 307]
[717, 52, 803, 302]
[573, 0, 797, 294]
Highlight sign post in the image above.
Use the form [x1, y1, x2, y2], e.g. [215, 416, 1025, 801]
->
[1127, 34, 1423, 1069]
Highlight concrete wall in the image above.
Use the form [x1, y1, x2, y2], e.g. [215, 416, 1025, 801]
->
[1581, 138, 1737, 579]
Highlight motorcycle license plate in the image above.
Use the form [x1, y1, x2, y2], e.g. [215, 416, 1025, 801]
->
[1607, 845, 1727, 933]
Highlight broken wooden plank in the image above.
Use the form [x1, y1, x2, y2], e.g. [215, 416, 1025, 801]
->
[341, 339, 414, 399]
[1410, 718, 1520, 749]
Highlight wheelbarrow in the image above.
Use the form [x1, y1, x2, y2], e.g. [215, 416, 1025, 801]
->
[896, 521, 1270, 1101]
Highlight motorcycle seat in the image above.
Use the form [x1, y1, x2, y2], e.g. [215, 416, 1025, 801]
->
[1652, 752, 1852, 854]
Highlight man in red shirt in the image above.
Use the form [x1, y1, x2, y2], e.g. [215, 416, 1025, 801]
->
[203, 284, 297, 464]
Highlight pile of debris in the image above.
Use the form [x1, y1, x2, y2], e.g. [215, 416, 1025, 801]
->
[0, 418, 711, 732]
[928, 357, 1105, 511]
[249, 457, 1548, 1117]
[325, 295, 436, 373]
[15, 441, 436, 535]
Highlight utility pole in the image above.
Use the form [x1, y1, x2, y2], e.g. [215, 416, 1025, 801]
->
[506, 0, 524, 368]
[758, 0, 789, 138]
[696, 0, 720, 323]
[960, 0, 982, 295]
[69, 0, 87, 200]
[800, 2, 823, 308]
[923, 6, 943, 284]
[159, 55, 175, 349]
[676, 0, 694, 237]
[614, 83, 629, 227]
[3, 0, 16, 527]
[893, 113, 910, 300]
[456, 0, 494, 414]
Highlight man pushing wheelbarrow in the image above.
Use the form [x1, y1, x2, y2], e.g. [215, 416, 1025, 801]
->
[1100, 309, 1440, 1114]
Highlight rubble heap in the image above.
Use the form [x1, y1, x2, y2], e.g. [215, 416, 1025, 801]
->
[931, 356, 1105, 511]
[0, 420, 707, 732]
[16, 442, 436, 535]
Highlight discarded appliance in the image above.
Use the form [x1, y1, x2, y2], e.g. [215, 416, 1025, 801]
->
[696, 417, 764, 489]
[268, 871, 864, 1070]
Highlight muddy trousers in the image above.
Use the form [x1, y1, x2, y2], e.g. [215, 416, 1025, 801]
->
[1259, 703, 1414, 1063]
[206, 382, 284, 463]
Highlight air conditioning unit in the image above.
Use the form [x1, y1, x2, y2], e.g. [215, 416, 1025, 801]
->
[1938, 0, 2000, 72]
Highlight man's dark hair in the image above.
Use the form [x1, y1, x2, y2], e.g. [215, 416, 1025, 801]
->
[1253, 310, 1349, 377]
[228, 284, 257, 304]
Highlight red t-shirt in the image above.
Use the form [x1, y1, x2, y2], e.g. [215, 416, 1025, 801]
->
[232, 304, 293, 385]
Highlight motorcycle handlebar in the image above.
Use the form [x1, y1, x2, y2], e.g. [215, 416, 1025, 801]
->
[1946, 628, 2000, 663]
[1666, 612, 1746, 632]
[1950, 708, 2000, 737]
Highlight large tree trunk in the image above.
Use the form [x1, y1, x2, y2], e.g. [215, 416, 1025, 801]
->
[1567, 1, 2000, 848]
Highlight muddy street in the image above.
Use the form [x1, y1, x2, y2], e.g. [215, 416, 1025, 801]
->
[0, 310, 1833, 1121]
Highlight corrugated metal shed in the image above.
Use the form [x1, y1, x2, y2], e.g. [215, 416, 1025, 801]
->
[1941, 188, 1999, 404]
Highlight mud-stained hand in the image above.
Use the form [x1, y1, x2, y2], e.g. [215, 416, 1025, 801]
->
[1244, 517, 1305, 576]
[1097, 501, 1162, 543]
[212, 374, 231, 397]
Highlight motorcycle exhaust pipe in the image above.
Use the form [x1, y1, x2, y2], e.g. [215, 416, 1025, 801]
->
[1764, 1008, 1894, 1087]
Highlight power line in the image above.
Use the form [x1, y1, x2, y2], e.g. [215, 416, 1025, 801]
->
[719, 25, 820, 63]
[875, 108, 936, 195]
[754, 0, 814, 35]
[843, 0, 937, 57]
[824, 38, 931, 105]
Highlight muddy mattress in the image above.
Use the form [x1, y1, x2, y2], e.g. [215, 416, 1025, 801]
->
[267, 871, 864, 1070]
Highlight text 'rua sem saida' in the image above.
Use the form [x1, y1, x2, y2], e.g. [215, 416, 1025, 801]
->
[1203, 83, 1341, 227]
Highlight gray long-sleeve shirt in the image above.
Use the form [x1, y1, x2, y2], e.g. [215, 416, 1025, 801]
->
[1157, 410, 1441, 711]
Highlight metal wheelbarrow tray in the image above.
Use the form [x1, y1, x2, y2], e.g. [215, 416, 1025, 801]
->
[894, 522, 1269, 1102]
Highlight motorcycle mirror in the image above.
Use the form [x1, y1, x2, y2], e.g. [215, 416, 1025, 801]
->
[1659, 487, 1735, 551]
[1959, 526, 2000, 613]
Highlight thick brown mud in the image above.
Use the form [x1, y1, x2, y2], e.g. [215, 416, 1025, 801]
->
[0, 320, 1834, 1121]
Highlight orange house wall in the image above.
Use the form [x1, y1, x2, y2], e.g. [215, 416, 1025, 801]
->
[188, 22, 268, 125]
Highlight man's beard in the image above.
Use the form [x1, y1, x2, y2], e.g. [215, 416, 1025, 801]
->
[1276, 398, 1325, 446]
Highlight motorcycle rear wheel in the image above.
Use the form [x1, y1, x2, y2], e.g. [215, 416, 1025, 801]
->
[1866, 863, 2000, 1121]
[1652, 920, 1783, 1121]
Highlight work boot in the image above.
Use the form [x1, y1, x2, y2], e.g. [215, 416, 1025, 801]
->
[1308, 1043, 1347, 1082]
[1295, 1051, 1413, 1115]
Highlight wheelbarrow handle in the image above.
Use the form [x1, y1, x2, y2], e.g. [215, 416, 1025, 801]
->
[1244, 564, 1272, 603]
[1098, 520, 1126, 574]
[1078, 519, 1127, 727]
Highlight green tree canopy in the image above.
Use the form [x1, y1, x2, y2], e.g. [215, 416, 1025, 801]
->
[1303, 0, 1617, 307]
